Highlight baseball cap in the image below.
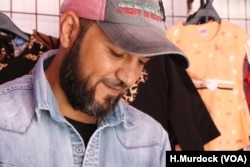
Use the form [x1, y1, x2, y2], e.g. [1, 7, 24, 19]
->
[60, 0, 189, 68]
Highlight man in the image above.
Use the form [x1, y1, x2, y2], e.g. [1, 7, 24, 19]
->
[0, 0, 188, 166]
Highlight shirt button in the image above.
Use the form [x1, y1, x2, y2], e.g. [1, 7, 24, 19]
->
[88, 148, 95, 156]
[76, 146, 83, 153]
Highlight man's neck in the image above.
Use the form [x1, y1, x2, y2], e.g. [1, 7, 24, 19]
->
[61, 107, 97, 124]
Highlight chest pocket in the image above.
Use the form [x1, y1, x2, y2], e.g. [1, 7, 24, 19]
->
[0, 83, 34, 133]
[0, 108, 34, 133]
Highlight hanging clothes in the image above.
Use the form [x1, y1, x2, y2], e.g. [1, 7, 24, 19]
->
[244, 39, 250, 105]
[0, 30, 59, 84]
[123, 55, 220, 150]
[167, 20, 250, 150]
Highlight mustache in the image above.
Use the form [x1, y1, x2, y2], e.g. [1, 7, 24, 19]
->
[102, 78, 128, 89]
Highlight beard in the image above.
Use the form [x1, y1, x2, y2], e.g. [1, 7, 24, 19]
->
[59, 37, 124, 118]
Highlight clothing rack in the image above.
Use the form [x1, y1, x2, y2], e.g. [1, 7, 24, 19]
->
[200, 0, 205, 7]
[168, 0, 249, 34]
[0, 0, 249, 37]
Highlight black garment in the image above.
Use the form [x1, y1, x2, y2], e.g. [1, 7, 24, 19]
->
[66, 117, 97, 145]
[126, 55, 220, 150]
[0, 30, 59, 84]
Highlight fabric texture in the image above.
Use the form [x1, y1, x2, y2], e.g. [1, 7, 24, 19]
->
[0, 30, 59, 84]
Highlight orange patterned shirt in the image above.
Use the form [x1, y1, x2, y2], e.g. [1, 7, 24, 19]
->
[167, 20, 250, 150]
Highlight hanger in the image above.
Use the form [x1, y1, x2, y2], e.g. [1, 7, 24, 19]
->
[185, 0, 221, 25]
[0, 12, 29, 41]
[187, 0, 195, 14]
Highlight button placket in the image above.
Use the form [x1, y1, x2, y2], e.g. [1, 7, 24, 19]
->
[69, 126, 85, 167]
[83, 131, 100, 167]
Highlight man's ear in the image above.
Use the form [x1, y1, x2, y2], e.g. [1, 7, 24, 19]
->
[59, 11, 80, 48]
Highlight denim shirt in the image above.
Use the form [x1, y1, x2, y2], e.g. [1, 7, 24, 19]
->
[0, 50, 171, 167]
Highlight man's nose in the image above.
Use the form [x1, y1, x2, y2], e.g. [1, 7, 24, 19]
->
[115, 62, 142, 87]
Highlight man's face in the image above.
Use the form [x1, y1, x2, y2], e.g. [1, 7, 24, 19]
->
[60, 23, 150, 117]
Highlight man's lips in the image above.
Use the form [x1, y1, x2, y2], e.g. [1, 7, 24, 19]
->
[102, 82, 123, 96]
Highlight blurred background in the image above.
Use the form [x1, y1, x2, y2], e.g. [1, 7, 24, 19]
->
[0, 0, 249, 37]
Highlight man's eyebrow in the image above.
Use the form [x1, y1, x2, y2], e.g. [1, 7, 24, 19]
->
[142, 57, 152, 61]
[106, 41, 153, 60]
[106, 40, 127, 53]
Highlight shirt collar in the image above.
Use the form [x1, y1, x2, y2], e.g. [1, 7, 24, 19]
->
[100, 101, 139, 129]
[32, 49, 65, 122]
